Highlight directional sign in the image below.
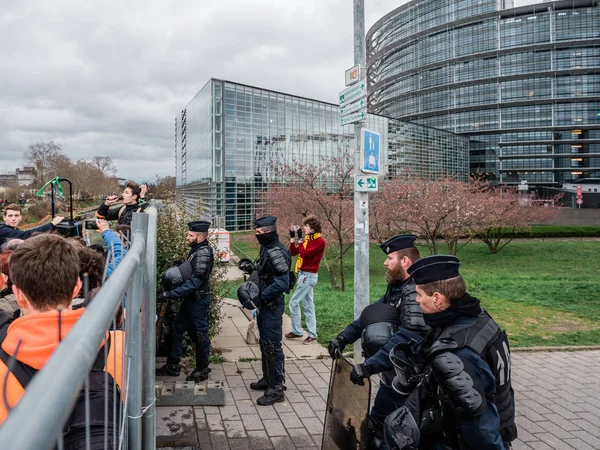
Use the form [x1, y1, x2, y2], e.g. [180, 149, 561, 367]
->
[340, 98, 366, 117]
[355, 175, 378, 192]
[345, 65, 360, 86]
[339, 82, 367, 106]
[340, 108, 367, 126]
[361, 129, 380, 174]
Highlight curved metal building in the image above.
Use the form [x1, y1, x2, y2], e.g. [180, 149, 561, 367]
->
[367, 0, 600, 187]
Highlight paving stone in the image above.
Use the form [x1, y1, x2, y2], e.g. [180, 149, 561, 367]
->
[300, 417, 323, 435]
[257, 405, 279, 420]
[291, 401, 317, 418]
[210, 431, 230, 450]
[262, 418, 288, 437]
[224, 419, 247, 439]
[206, 413, 225, 431]
[270, 435, 295, 448]
[247, 430, 273, 449]
[220, 405, 241, 421]
[287, 427, 314, 447]
[228, 438, 252, 450]
[241, 413, 265, 431]
[278, 411, 303, 429]
[156, 406, 198, 447]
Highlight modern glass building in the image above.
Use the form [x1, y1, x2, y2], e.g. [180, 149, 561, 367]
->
[176, 79, 469, 230]
[367, 0, 600, 187]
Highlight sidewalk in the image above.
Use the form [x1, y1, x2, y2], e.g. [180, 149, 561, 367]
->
[212, 300, 328, 361]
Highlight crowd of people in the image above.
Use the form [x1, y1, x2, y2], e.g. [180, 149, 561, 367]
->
[0, 180, 146, 445]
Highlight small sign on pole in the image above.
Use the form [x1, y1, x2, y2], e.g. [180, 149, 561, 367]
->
[361, 129, 380, 174]
[354, 174, 378, 192]
[345, 65, 360, 86]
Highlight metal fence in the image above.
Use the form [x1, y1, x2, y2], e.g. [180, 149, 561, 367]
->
[0, 207, 158, 450]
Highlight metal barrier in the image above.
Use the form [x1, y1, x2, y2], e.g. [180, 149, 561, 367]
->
[0, 207, 158, 450]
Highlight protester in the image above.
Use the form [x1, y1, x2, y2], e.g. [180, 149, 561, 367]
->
[156, 221, 215, 383]
[0, 251, 18, 315]
[328, 235, 429, 449]
[286, 215, 325, 344]
[96, 181, 148, 226]
[0, 203, 64, 247]
[384, 255, 517, 450]
[0, 234, 124, 426]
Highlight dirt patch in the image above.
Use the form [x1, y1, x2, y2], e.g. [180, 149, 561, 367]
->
[546, 320, 597, 333]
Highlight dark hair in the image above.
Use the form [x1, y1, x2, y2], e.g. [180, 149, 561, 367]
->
[302, 215, 322, 233]
[3, 204, 21, 216]
[126, 181, 141, 201]
[397, 247, 421, 263]
[9, 234, 80, 310]
[77, 246, 105, 292]
[418, 275, 466, 302]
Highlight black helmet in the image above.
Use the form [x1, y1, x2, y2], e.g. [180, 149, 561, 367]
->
[237, 279, 260, 310]
[162, 260, 193, 291]
[238, 258, 255, 274]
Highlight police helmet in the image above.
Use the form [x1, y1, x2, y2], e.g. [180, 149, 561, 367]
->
[162, 260, 193, 291]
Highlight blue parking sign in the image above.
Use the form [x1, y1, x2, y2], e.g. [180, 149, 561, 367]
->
[361, 129, 380, 174]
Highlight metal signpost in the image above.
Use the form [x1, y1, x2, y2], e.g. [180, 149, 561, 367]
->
[350, 0, 369, 360]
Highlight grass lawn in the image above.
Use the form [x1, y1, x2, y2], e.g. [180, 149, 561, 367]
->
[224, 233, 600, 348]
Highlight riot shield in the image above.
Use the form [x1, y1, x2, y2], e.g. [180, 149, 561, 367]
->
[322, 354, 371, 450]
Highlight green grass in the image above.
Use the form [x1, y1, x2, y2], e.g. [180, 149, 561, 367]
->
[225, 233, 600, 348]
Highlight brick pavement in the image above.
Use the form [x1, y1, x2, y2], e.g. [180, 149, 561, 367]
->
[159, 350, 600, 449]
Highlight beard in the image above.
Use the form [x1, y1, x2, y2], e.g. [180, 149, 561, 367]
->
[385, 265, 405, 284]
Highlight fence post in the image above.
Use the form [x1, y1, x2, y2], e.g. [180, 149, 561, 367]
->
[142, 205, 157, 449]
[127, 213, 148, 450]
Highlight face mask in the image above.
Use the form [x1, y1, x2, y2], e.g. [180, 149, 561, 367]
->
[255, 231, 278, 246]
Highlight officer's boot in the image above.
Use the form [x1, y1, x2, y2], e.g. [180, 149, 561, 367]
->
[250, 339, 269, 391]
[156, 359, 181, 377]
[187, 333, 211, 383]
[256, 340, 285, 405]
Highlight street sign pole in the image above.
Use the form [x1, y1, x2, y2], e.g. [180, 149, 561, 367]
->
[353, 0, 369, 361]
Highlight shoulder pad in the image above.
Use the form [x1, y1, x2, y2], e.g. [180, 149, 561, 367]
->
[192, 246, 214, 278]
[430, 351, 486, 418]
[400, 281, 430, 333]
[266, 247, 290, 275]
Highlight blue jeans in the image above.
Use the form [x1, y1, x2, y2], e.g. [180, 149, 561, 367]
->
[289, 271, 318, 338]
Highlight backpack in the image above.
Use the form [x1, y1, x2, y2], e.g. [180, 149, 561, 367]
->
[0, 336, 121, 449]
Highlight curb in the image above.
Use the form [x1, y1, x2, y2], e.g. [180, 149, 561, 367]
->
[512, 345, 600, 352]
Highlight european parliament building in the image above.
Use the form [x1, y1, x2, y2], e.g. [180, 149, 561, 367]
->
[175, 79, 469, 231]
[367, 0, 600, 187]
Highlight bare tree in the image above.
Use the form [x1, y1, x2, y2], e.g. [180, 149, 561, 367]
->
[25, 141, 66, 187]
[91, 156, 117, 177]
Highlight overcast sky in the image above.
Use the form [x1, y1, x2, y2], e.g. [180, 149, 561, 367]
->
[1, 0, 536, 183]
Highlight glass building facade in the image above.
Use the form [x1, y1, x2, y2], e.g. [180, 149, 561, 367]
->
[367, 0, 600, 187]
[176, 79, 469, 230]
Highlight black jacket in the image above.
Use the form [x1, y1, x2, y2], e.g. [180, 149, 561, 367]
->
[0, 222, 54, 248]
[96, 201, 148, 226]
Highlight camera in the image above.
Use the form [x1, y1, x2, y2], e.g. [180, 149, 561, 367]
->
[84, 219, 98, 230]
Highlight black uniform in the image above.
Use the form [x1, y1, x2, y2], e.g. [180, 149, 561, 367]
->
[252, 216, 291, 406]
[158, 221, 214, 383]
[384, 256, 517, 450]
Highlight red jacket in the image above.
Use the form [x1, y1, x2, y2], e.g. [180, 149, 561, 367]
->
[289, 234, 326, 273]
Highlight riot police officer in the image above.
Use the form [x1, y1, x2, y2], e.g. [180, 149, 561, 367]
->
[156, 220, 215, 383]
[244, 215, 291, 406]
[327, 234, 430, 448]
[385, 255, 517, 450]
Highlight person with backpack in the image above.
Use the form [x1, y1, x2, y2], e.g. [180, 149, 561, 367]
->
[0, 234, 123, 447]
[384, 255, 517, 450]
[239, 216, 291, 406]
[96, 180, 148, 226]
[286, 215, 325, 345]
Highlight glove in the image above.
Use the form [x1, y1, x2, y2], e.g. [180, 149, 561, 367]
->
[328, 336, 346, 359]
[162, 290, 173, 299]
[297, 228, 303, 240]
[350, 363, 372, 386]
[290, 229, 296, 238]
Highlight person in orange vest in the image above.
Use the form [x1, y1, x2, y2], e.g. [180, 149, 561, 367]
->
[0, 234, 123, 427]
[286, 215, 326, 345]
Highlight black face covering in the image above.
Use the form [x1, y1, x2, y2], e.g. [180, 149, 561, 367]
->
[255, 231, 279, 246]
[423, 293, 482, 328]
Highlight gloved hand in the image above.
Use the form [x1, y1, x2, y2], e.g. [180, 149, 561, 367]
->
[290, 229, 296, 238]
[350, 363, 372, 386]
[162, 290, 173, 299]
[327, 336, 346, 359]
[297, 228, 303, 240]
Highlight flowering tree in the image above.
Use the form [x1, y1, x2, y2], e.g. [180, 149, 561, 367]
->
[265, 152, 355, 291]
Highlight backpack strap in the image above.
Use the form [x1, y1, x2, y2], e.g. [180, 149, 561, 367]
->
[117, 205, 127, 220]
[0, 348, 37, 388]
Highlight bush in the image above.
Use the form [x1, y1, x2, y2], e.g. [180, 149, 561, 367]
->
[498, 226, 600, 238]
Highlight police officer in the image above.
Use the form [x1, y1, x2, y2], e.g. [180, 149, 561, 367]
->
[247, 215, 291, 406]
[327, 234, 430, 449]
[385, 255, 517, 450]
[156, 220, 215, 383]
